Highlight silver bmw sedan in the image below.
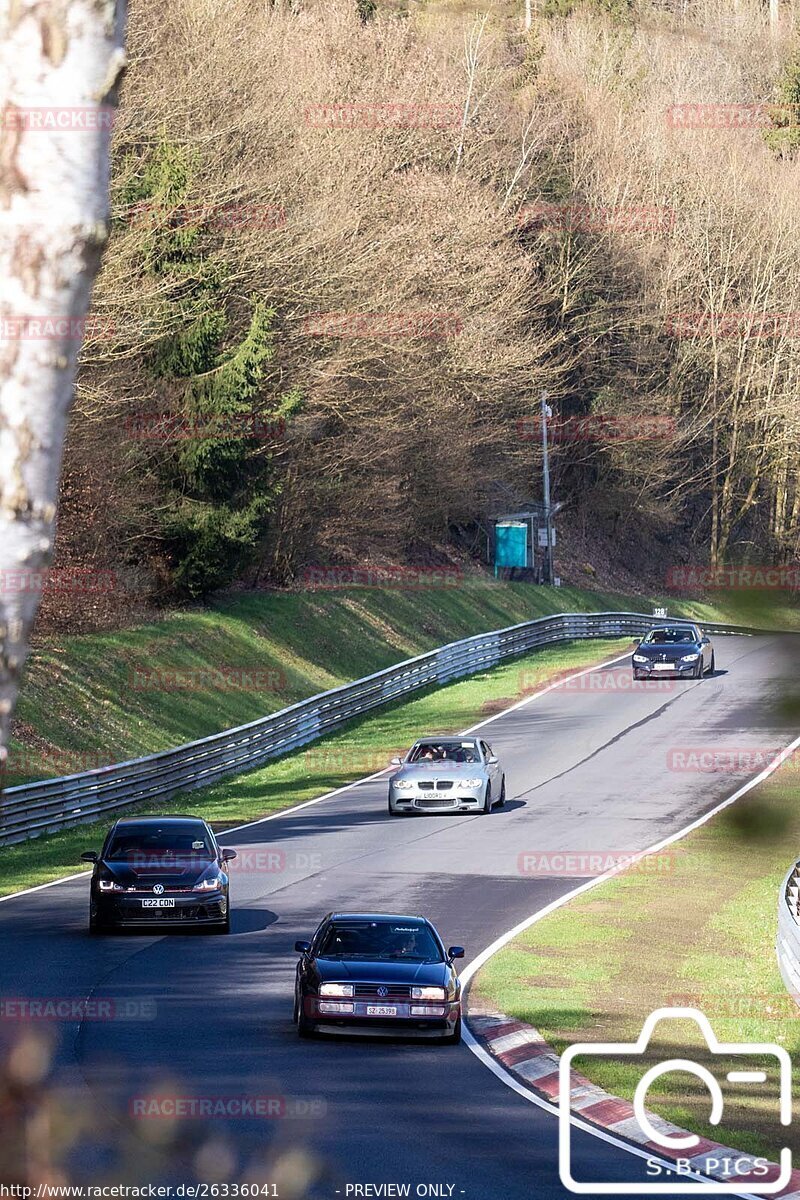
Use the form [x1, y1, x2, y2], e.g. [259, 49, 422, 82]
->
[387, 736, 506, 816]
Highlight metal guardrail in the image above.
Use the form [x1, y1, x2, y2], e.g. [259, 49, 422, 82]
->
[0, 610, 766, 846]
[777, 862, 800, 1003]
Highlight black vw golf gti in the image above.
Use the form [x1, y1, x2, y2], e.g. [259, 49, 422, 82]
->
[293, 912, 464, 1043]
[83, 816, 236, 933]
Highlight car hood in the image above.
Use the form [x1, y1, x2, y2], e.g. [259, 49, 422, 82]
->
[99, 858, 216, 887]
[636, 642, 700, 658]
[314, 958, 450, 986]
[392, 762, 485, 781]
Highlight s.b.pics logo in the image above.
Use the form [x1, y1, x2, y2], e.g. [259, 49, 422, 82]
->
[558, 1008, 792, 1194]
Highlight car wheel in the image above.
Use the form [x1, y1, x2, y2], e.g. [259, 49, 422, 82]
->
[442, 1016, 462, 1045]
[694, 660, 703, 679]
[497, 777, 506, 807]
[215, 912, 231, 934]
[706, 653, 716, 676]
[633, 670, 643, 681]
[296, 994, 316, 1039]
[482, 784, 492, 814]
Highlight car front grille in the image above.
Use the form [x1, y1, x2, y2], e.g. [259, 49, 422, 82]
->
[353, 984, 412, 998]
[129, 887, 194, 893]
[416, 797, 458, 809]
[417, 781, 455, 791]
[115, 902, 224, 921]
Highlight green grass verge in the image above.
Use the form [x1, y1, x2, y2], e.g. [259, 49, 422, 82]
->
[8, 582, 637, 787]
[0, 636, 629, 898]
[472, 764, 800, 1160]
[9, 580, 798, 789]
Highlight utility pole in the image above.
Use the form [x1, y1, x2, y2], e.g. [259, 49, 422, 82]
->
[541, 393, 554, 585]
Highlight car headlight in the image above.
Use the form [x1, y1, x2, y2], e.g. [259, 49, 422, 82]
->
[680, 653, 700, 662]
[456, 779, 482, 790]
[193, 873, 224, 891]
[393, 779, 413, 790]
[319, 983, 354, 998]
[633, 654, 648, 664]
[98, 879, 123, 892]
[411, 986, 446, 1001]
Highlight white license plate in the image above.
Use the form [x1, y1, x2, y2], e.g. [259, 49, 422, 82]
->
[141, 898, 175, 908]
[653, 663, 676, 671]
[366, 1005, 397, 1017]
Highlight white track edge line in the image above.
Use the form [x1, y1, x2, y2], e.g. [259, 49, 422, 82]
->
[460, 728, 800, 1199]
[461, 1024, 764, 1199]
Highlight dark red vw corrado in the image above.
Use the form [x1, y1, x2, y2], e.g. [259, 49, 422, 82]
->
[293, 912, 464, 1043]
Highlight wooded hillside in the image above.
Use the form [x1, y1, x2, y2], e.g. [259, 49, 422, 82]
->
[51, 0, 800, 621]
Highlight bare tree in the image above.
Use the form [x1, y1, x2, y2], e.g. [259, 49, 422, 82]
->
[0, 0, 126, 779]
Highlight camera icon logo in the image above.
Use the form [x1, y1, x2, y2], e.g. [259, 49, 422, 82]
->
[558, 1007, 792, 1194]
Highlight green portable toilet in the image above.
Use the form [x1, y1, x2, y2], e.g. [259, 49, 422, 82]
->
[494, 521, 528, 577]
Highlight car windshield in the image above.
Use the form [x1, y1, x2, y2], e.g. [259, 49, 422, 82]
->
[105, 825, 214, 863]
[317, 921, 444, 962]
[408, 741, 480, 764]
[642, 628, 697, 645]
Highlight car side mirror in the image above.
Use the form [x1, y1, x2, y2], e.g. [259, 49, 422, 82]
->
[390, 757, 402, 766]
[221, 848, 237, 862]
[295, 940, 311, 954]
[701, 637, 710, 644]
[487, 755, 499, 765]
[81, 851, 98, 863]
[447, 946, 465, 960]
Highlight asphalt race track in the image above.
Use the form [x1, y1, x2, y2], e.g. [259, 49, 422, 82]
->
[1, 634, 794, 1199]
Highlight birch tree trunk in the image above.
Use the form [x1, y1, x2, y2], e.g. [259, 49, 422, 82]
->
[0, 0, 126, 785]
[770, 0, 780, 33]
